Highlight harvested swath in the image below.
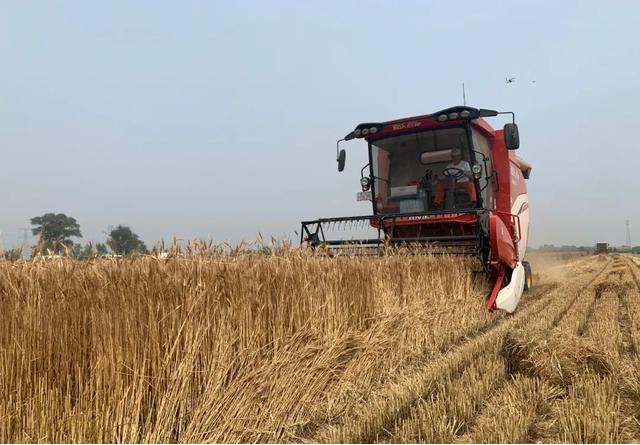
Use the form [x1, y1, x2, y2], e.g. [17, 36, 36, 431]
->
[502, 329, 615, 387]
[595, 280, 632, 299]
[621, 359, 640, 400]
[550, 374, 621, 443]
[617, 268, 640, 440]
[461, 375, 564, 444]
[582, 287, 621, 358]
[390, 354, 506, 443]
[608, 268, 625, 281]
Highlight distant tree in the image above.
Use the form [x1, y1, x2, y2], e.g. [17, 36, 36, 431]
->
[2, 248, 22, 262]
[107, 225, 148, 255]
[31, 213, 82, 254]
[95, 243, 110, 255]
[71, 243, 83, 258]
[81, 243, 95, 259]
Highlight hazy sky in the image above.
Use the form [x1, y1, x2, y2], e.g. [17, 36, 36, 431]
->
[1, 1, 639, 249]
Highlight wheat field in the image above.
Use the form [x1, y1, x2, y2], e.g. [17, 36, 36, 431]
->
[1, 249, 639, 443]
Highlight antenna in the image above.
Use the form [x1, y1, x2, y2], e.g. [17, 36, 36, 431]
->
[462, 82, 467, 106]
[626, 220, 631, 246]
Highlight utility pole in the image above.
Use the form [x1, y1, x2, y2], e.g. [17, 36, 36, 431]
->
[21, 228, 30, 260]
[626, 220, 631, 247]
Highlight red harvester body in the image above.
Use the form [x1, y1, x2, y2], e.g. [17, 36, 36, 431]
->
[301, 106, 533, 312]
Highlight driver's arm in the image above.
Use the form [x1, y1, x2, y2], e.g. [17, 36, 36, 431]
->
[462, 162, 473, 179]
[436, 164, 451, 181]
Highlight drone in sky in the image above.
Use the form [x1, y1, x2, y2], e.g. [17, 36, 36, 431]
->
[505, 77, 536, 84]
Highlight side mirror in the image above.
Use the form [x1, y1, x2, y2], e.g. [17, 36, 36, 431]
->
[504, 123, 520, 149]
[337, 149, 346, 172]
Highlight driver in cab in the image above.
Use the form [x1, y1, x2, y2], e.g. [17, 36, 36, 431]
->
[433, 148, 477, 208]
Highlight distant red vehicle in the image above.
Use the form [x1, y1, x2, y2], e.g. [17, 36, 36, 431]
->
[301, 106, 533, 313]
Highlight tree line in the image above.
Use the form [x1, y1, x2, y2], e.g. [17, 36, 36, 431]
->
[3, 213, 148, 259]
[537, 244, 640, 253]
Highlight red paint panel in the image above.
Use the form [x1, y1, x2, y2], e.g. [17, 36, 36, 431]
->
[491, 131, 512, 215]
[489, 214, 517, 268]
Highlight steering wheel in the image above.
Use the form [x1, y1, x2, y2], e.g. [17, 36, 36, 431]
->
[442, 167, 465, 180]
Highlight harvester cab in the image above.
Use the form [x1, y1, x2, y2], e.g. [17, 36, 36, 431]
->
[301, 106, 533, 313]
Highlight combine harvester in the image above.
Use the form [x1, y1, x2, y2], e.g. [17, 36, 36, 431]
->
[300, 106, 533, 313]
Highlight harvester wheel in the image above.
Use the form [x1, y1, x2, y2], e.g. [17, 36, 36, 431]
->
[523, 261, 533, 291]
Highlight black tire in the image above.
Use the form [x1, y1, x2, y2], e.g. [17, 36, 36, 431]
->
[523, 261, 533, 291]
